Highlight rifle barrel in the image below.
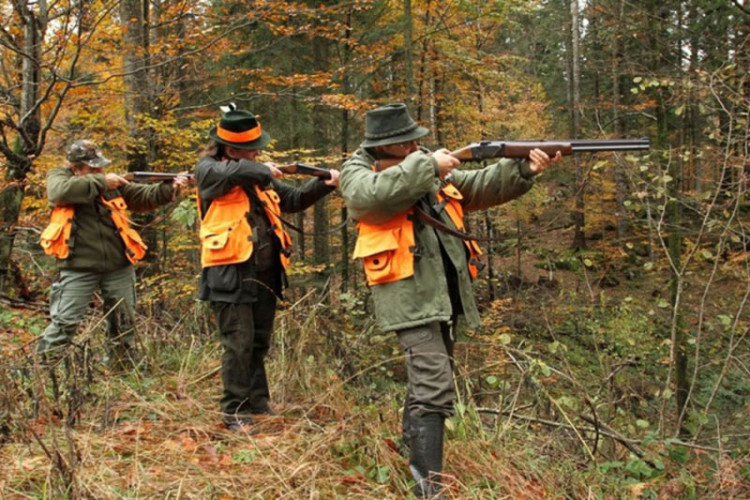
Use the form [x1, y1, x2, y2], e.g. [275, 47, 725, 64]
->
[569, 138, 650, 152]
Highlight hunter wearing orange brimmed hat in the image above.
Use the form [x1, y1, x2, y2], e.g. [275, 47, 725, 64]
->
[195, 104, 339, 432]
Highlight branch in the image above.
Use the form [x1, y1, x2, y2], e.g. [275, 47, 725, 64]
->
[732, 0, 750, 16]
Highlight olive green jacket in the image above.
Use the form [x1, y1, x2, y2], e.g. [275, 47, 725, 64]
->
[340, 148, 536, 332]
[46, 166, 176, 273]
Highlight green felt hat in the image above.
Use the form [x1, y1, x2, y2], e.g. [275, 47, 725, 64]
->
[209, 104, 271, 150]
[360, 103, 429, 148]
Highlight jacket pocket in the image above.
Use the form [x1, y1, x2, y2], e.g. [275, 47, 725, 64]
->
[120, 227, 148, 263]
[200, 219, 253, 267]
[353, 228, 400, 285]
[40, 222, 70, 259]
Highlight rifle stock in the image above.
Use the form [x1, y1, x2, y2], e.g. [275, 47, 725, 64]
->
[277, 162, 332, 180]
[123, 172, 194, 183]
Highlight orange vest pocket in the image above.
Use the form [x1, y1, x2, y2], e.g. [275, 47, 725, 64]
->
[200, 219, 253, 267]
[120, 227, 148, 263]
[353, 223, 414, 285]
[40, 207, 74, 260]
[40, 222, 69, 259]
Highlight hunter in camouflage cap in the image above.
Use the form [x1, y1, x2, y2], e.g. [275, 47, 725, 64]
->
[66, 140, 111, 168]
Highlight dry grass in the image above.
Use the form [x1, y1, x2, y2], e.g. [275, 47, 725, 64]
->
[2, 251, 749, 498]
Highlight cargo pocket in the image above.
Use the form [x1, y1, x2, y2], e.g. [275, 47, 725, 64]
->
[353, 229, 400, 285]
[397, 325, 438, 352]
[200, 219, 252, 267]
[40, 222, 68, 258]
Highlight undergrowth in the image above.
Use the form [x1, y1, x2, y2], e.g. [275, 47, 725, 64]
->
[1, 264, 748, 498]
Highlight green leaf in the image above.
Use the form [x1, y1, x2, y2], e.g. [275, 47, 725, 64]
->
[669, 446, 690, 464]
[635, 419, 650, 429]
[498, 333, 512, 345]
[376, 466, 390, 484]
[600, 461, 624, 473]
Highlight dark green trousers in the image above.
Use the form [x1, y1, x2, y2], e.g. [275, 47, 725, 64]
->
[397, 321, 456, 419]
[212, 287, 277, 419]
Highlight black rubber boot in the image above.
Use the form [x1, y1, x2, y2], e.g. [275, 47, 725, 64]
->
[409, 414, 445, 499]
[400, 399, 413, 456]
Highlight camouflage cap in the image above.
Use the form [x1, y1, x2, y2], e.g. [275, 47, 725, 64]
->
[66, 140, 111, 168]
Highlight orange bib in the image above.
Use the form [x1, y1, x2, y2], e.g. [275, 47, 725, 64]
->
[40, 195, 148, 263]
[198, 185, 292, 268]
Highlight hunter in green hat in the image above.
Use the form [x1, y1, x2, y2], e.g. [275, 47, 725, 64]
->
[339, 102, 561, 498]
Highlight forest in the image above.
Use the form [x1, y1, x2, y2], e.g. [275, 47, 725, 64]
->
[0, 0, 748, 497]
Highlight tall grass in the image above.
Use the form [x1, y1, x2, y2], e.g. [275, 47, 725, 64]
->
[1, 278, 748, 498]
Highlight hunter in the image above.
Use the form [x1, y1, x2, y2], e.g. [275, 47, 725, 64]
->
[38, 139, 190, 367]
[195, 104, 339, 432]
[338, 103, 560, 497]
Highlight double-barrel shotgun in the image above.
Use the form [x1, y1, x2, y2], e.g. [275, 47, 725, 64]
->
[124, 163, 333, 183]
[123, 172, 194, 183]
[373, 138, 650, 170]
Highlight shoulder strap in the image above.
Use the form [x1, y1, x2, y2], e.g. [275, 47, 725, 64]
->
[415, 207, 505, 243]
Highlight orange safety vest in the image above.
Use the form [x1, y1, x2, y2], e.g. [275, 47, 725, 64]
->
[39, 195, 148, 263]
[433, 183, 484, 280]
[198, 185, 293, 269]
[352, 183, 483, 286]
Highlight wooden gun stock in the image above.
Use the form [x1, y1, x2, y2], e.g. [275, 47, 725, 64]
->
[277, 162, 332, 180]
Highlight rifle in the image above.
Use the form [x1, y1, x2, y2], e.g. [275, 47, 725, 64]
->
[123, 172, 194, 182]
[277, 162, 333, 180]
[373, 138, 650, 170]
[451, 138, 650, 161]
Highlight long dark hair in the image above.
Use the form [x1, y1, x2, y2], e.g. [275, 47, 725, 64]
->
[200, 140, 227, 160]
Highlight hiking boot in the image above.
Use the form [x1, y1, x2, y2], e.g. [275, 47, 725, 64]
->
[249, 402, 276, 416]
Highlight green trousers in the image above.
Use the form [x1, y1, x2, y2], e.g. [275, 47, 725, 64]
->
[397, 321, 456, 419]
[212, 283, 277, 420]
[36, 266, 137, 355]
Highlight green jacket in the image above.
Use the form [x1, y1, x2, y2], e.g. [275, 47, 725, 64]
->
[340, 148, 536, 332]
[46, 166, 176, 273]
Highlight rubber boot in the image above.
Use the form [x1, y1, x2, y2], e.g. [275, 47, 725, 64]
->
[409, 414, 445, 499]
[400, 399, 413, 457]
[104, 300, 138, 371]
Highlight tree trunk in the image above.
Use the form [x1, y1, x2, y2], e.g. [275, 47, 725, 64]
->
[613, 0, 628, 240]
[120, 0, 158, 266]
[403, 0, 414, 101]
[569, 0, 586, 251]
[0, 3, 43, 295]
[416, 0, 432, 122]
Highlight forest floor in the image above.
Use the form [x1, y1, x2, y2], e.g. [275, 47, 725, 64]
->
[1, 221, 749, 498]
